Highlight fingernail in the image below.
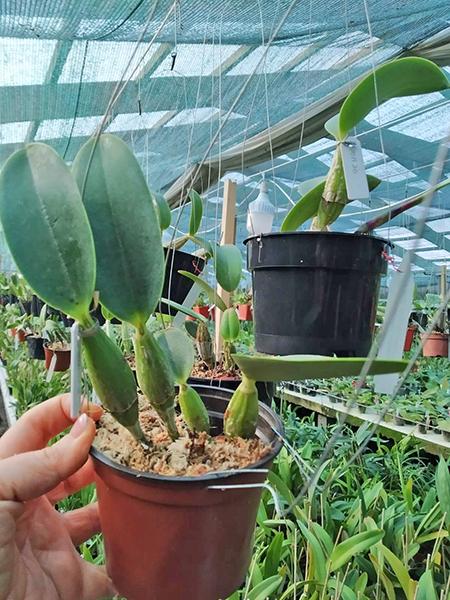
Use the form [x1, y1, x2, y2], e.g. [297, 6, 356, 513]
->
[70, 413, 89, 438]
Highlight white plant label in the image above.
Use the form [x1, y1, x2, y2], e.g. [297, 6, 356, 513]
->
[46, 354, 57, 382]
[340, 137, 369, 200]
[70, 322, 81, 419]
[374, 253, 414, 395]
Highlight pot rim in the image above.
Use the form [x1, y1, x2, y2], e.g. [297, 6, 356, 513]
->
[90, 394, 284, 485]
[43, 341, 71, 352]
[244, 230, 392, 247]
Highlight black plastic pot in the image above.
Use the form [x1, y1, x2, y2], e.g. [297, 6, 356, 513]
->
[19, 300, 32, 316]
[9, 294, 17, 305]
[187, 376, 274, 406]
[31, 295, 44, 316]
[26, 336, 45, 360]
[159, 249, 205, 316]
[245, 232, 389, 357]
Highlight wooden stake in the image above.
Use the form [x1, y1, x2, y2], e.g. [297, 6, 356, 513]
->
[215, 178, 237, 356]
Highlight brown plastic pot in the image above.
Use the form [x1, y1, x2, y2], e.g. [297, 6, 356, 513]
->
[403, 327, 416, 352]
[91, 384, 284, 600]
[44, 342, 71, 371]
[238, 304, 253, 321]
[11, 328, 27, 343]
[421, 332, 449, 358]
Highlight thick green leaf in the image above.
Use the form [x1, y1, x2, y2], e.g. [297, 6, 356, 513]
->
[0, 143, 95, 322]
[155, 327, 195, 385]
[184, 320, 198, 339]
[354, 572, 368, 595]
[73, 134, 164, 329]
[281, 175, 381, 232]
[189, 234, 215, 258]
[214, 244, 242, 292]
[189, 189, 203, 236]
[151, 190, 171, 231]
[232, 354, 408, 382]
[220, 307, 240, 342]
[328, 529, 384, 571]
[298, 522, 327, 581]
[416, 570, 438, 600]
[298, 176, 327, 196]
[178, 271, 227, 312]
[378, 544, 417, 600]
[160, 297, 208, 322]
[281, 182, 324, 232]
[436, 456, 450, 530]
[324, 114, 340, 139]
[339, 57, 449, 139]
[264, 532, 284, 578]
[247, 576, 283, 600]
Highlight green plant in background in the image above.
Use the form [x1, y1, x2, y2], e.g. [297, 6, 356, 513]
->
[0, 134, 408, 447]
[281, 58, 450, 233]
[232, 288, 252, 306]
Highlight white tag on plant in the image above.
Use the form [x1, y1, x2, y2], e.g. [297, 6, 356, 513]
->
[46, 353, 57, 382]
[70, 322, 81, 419]
[340, 137, 369, 200]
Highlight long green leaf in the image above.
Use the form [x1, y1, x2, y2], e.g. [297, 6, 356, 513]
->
[328, 579, 357, 600]
[151, 190, 171, 231]
[281, 175, 381, 232]
[298, 176, 327, 196]
[232, 354, 408, 382]
[73, 134, 164, 329]
[377, 544, 417, 600]
[264, 532, 284, 579]
[328, 529, 384, 572]
[247, 576, 283, 600]
[214, 244, 242, 292]
[189, 234, 215, 258]
[155, 327, 195, 385]
[369, 554, 395, 600]
[189, 189, 203, 236]
[178, 271, 227, 312]
[436, 456, 450, 530]
[0, 143, 95, 322]
[159, 297, 208, 322]
[280, 182, 324, 232]
[339, 57, 449, 139]
[416, 570, 438, 600]
[298, 522, 327, 581]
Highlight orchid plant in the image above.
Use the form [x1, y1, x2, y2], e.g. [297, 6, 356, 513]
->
[0, 135, 407, 446]
[281, 57, 450, 234]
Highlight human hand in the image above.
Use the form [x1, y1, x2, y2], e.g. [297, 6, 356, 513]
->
[0, 394, 117, 600]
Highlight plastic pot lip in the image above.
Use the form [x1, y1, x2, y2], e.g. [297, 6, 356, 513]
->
[43, 341, 71, 352]
[244, 230, 392, 247]
[90, 400, 284, 486]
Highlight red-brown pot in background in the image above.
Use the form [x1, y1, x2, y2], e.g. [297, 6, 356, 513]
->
[238, 304, 253, 321]
[11, 328, 27, 343]
[91, 385, 283, 600]
[403, 327, 416, 352]
[185, 305, 210, 322]
[421, 332, 449, 358]
[44, 342, 71, 371]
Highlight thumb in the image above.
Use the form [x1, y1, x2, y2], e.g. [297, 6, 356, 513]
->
[0, 414, 97, 502]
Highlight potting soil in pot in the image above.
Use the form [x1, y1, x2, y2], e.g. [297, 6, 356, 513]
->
[94, 397, 270, 477]
[191, 362, 240, 380]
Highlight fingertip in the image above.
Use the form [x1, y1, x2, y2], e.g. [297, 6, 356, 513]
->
[84, 403, 103, 421]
